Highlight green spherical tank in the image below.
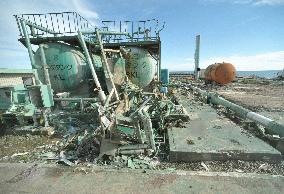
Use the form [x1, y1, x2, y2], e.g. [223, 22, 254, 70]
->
[125, 47, 156, 88]
[34, 43, 91, 93]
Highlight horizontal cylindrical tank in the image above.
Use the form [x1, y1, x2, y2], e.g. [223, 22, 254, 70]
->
[34, 43, 92, 93]
[204, 63, 236, 85]
[123, 47, 156, 88]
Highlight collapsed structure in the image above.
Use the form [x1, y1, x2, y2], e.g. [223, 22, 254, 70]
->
[0, 12, 283, 168]
[0, 12, 190, 164]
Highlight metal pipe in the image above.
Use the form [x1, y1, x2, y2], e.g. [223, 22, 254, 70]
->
[119, 144, 149, 150]
[80, 98, 84, 112]
[103, 88, 114, 109]
[129, 97, 152, 117]
[77, 30, 106, 103]
[20, 19, 36, 69]
[103, 49, 120, 53]
[53, 98, 97, 101]
[95, 29, 119, 101]
[32, 69, 42, 85]
[189, 85, 284, 137]
[118, 149, 145, 155]
[194, 35, 200, 79]
[82, 30, 130, 37]
[39, 44, 51, 85]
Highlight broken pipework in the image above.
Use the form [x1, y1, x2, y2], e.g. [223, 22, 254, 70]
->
[186, 84, 284, 138]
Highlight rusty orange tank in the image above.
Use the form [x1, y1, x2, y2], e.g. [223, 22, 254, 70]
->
[204, 62, 236, 85]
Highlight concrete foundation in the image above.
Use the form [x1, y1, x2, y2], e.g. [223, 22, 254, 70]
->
[168, 96, 282, 163]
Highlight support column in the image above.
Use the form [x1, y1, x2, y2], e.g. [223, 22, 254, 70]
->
[77, 30, 106, 103]
[96, 29, 119, 101]
[20, 19, 36, 69]
[194, 35, 200, 79]
[158, 39, 161, 81]
[39, 44, 51, 85]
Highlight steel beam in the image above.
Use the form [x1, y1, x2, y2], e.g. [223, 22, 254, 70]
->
[39, 44, 51, 85]
[77, 30, 106, 103]
[20, 19, 36, 69]
[96, 29, 119, 101]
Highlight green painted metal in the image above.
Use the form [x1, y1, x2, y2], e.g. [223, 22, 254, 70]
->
[124, 47, 156, 88]
[7, 85, 36, 118]
[3, 84, 53, 126]
[0, 87, 12, 110]
[34, 42, 91, 93]
[40, 85, 54, 108]
[117, 125, 135, 135]
[12, 85, 29, 104]
[39, 44, 51, 85]
[116, 116, 136, 136]
[82, 30, 130, 37]
[161, 69, 169, 85]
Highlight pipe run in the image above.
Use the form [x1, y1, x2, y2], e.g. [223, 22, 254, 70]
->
[189, 85, 284, 138]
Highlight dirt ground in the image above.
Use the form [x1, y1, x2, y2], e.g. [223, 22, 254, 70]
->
[200, 79, 284, 126]
[211, 81, 284, 112]
[171, 77, 284, 112]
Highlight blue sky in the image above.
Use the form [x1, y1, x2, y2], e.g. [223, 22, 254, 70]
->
[0, 0, 283, 71]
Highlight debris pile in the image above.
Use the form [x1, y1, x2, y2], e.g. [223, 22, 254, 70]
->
[3, 79, 189, 168]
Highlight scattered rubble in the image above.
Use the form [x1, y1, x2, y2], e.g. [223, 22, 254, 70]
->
[2, 76, 284, 175]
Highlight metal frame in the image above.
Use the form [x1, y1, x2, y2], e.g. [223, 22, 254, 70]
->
[14, 12, 94, 36]
[15, 12, 164, 91]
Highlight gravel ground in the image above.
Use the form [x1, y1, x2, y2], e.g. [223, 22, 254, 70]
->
[0, 134, 283, 176]
[159, 160, 284, 176]
[201, 80, 284, 112]
[0, 135, 60, 163]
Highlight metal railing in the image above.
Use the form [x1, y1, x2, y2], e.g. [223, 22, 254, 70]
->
[14, 12, 164, 44]
[14, 12, 95, 37]
[100, 19, 164, 42]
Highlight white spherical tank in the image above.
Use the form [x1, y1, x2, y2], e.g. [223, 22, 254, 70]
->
[124, 47, 156, 88]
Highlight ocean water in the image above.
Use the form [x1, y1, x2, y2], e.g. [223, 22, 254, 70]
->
[170, 70, 282, 79]
[237, 70, 282, 79]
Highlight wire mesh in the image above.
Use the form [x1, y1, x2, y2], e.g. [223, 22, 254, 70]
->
[14, 12, 95, 37]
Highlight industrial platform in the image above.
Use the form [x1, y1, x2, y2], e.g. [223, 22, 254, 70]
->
[168, 96, 282, 163]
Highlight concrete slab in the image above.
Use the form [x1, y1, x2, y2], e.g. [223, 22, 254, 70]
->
[168, 96, 282, 163]
[0, 163, 283, 194]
